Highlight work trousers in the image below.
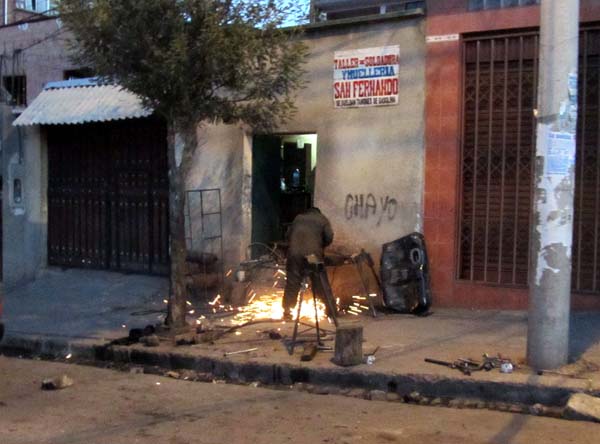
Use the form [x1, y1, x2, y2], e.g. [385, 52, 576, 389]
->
[282, 254, 333, 316]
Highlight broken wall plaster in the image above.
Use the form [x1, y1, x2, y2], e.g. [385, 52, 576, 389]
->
[174, 132, 184, 168]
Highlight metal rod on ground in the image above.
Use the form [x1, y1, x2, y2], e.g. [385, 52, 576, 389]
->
[224, 348, 258, 356]
[527, 0, 580, 371]
[289, 283, 307, 355]
[537, 369, 586, 379]
[312, 290, 322, 346]
[353, 253, 377, 317]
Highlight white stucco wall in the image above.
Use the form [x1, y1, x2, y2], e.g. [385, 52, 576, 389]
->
[186, 124, 253, 268]
[189, 14, 426, 270]
[1, 106, 47, 289]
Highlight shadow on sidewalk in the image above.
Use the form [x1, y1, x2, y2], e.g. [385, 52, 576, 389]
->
[569, 312, 600, 362]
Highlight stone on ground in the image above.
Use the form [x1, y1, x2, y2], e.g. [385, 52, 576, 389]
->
[563, 393, 600, 423]
[368, 390, 387, 401]
[41, 374, 74, 390]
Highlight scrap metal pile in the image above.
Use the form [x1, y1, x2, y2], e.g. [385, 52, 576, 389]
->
[425, 354, 517, 376]
[182, 232, 434, 331]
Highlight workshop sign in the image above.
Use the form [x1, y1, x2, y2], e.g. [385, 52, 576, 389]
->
[333, 46, 400, 108]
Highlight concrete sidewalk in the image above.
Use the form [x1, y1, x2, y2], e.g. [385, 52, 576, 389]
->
[2, 268, 169, 339]
[2, 269, 600, 409]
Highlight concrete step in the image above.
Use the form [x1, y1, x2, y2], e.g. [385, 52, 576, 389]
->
[2, 332, 598, 418]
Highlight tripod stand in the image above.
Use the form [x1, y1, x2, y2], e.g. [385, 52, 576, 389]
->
[287, 255, 338, 355]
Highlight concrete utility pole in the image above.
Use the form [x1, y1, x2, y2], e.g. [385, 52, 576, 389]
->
[527, 0, 580, 370]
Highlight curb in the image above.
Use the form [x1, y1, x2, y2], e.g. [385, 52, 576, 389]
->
[0, 333, 595, 409]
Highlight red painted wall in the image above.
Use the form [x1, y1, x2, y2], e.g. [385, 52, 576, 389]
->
[424, 0, 600, 310]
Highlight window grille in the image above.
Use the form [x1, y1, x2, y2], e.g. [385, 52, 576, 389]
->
[459, 34, 538, 286]
[15, 0, 56, 14]
[572, 28, 600, 292]
[459, 28, 600, 293]
[468, 0, 539, 11]
[2, 75, 27, 107]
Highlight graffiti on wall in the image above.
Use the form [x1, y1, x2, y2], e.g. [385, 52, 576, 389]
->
[344, 194, 398, 226]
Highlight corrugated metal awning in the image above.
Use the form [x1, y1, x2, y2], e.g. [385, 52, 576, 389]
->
[13, 78, 153, 126]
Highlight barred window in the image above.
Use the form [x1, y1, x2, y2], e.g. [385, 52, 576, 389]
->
[2, 75, 27, 107]
[468, 0, 539, 11]
[15, 0, 57, 14]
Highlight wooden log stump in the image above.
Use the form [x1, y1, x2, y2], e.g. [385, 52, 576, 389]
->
[333, 322, 363, 366]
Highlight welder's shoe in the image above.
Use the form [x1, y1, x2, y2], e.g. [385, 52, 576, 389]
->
[282, 310, 293, 322]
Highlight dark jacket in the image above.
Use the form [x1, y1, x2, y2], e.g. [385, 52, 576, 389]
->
[286, 208, 334, 260]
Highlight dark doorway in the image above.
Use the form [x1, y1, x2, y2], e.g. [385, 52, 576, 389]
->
[46, 117, 169, 275]
[251, 134, 318, 251]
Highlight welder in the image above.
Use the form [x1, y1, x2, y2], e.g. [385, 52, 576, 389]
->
[282, 207, 334, 320]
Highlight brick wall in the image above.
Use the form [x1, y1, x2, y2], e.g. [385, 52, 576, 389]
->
[424, 0, 600, 309]
[0, 17, 76, 106]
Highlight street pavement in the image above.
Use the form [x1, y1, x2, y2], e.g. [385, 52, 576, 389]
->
[5, 269, 600, 382]
[4, 268, 600, 405]
[0, 356, 597, 444]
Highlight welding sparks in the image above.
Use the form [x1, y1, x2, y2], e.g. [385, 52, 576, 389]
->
[226, 269, 233, 277]
[348, 304, 364, 316]
[232, 291, 328, 325]
[163, 299, 169, 304]
[197, 272, 346, 327]
[65, 354, 72, 360]
[186, 301, 192, 306]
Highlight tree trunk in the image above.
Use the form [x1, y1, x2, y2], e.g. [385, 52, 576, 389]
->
[165, 122, 197, 329]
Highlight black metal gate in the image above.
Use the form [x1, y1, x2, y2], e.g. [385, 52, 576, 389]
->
[47, 118, 169, 275]
[459, 32, 538, 286]
[458, 27, 600, 293]
[572, 28, 600, 292]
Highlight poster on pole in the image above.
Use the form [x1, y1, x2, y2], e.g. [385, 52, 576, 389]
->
[333, 46, 400, 108]
[546, 131, 576, 176]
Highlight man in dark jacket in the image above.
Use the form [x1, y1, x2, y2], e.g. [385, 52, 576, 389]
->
[282, 207, 334, 319]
